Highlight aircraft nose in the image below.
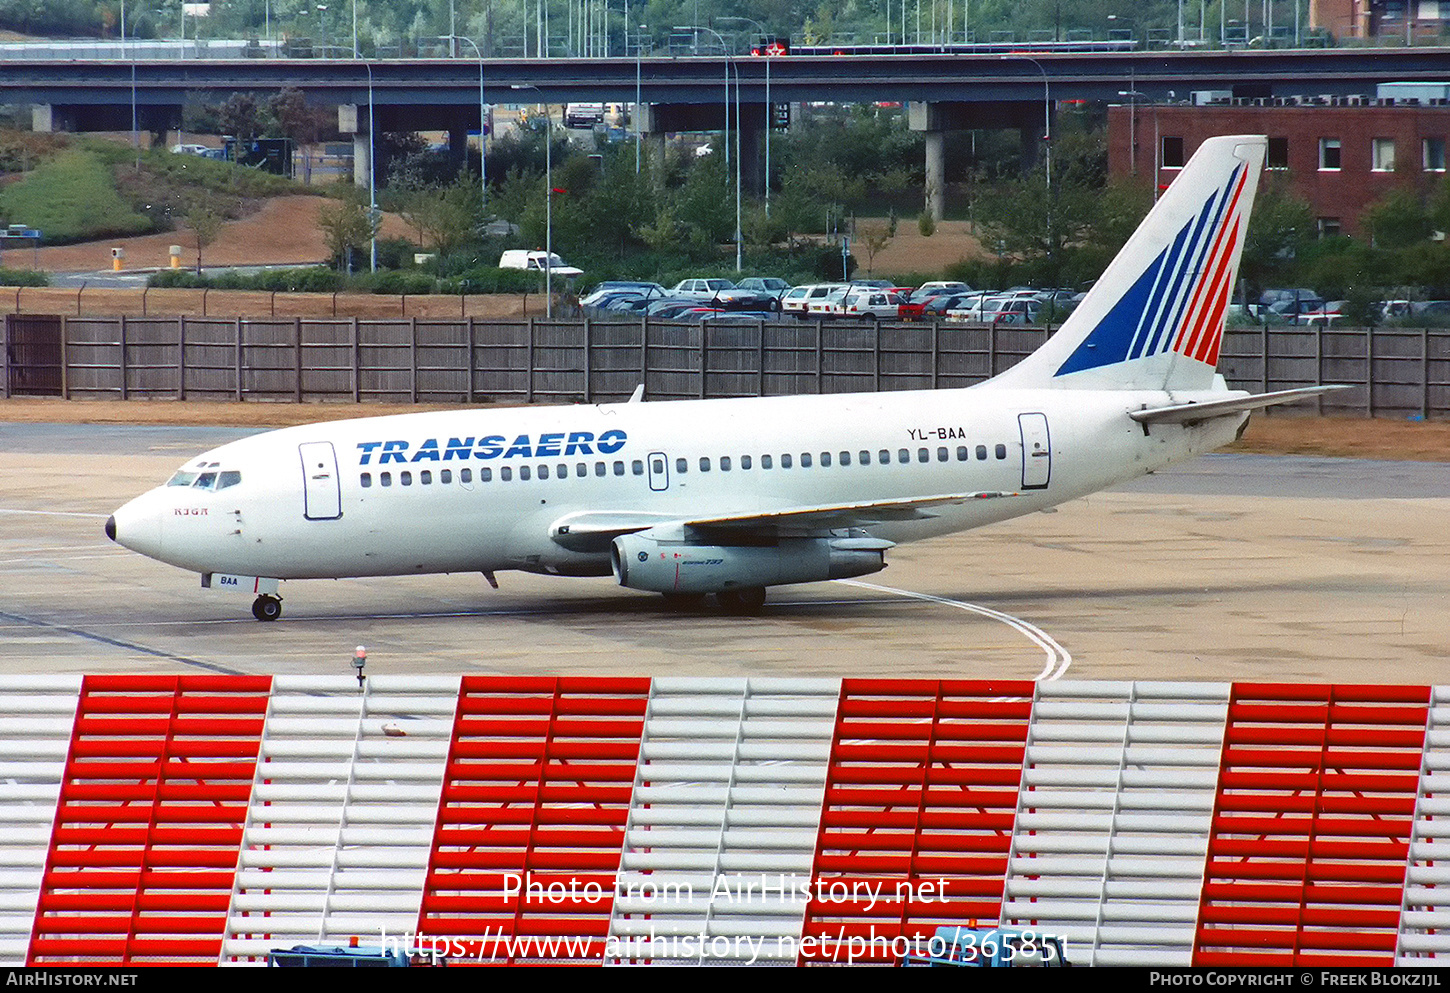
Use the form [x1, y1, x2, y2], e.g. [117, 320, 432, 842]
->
[109, 495, 164, 559]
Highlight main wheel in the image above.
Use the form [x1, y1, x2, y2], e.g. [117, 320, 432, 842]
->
[716, 587, 767, 614]
[252, 595, 282, 622]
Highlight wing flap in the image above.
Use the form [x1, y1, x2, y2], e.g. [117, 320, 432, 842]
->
[685, 490, 1022, 533]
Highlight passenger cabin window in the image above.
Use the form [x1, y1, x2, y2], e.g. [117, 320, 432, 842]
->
[461, 468, 473, 483]
[478, 468, 490, 482]
[361, 473, 372, 488]
[501, 467, 512, 481]
[519, 466, 531, 481]
[699, 457, 711, 472]
[720, 456, 731, 471]
[440, 469, 452, 484]
[995, 444, 1007, 460]
[401, 471, 413, 486]
[781, 454, 793, 469]
[741, 455, 752, 470]
[762, 455, 773, 469]
[976, 445, 988, 460]
[381, 472, 392, 487]
[800, 453, 812, 468]
[860, 451, 871, 465]
[420, 470, 432, 484]
[632, 460, 644, 476]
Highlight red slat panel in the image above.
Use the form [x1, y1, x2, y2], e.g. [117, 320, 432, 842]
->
[28, 675, 271, 967]
[1192, 682, 1429, 968]
[417, 676, 649, 966]
[800, 679, 1034, 964]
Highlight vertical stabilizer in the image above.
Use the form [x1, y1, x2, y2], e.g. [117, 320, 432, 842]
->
[988, 135, 1266, 392]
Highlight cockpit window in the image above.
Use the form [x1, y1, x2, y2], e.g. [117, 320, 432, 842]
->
[194, 472, 218, 489]
[217, 471, 242, 490]
[167, 471, 197, 487]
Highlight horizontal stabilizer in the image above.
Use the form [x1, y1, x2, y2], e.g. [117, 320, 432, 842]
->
[1127, 385, 1351, 425]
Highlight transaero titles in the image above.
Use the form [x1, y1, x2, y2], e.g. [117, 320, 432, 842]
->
[356, 430, 627, 465]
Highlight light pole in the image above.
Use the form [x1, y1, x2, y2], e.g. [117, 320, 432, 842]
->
[512, 84, 555, 316]
[451, 35, 489, 221]
[635, 24, 645, 174]
[719, 15, 771, 215]
[364, 61, 377, 272]
[1001, 54, 1052, 262]
[676, 25, 741, 270]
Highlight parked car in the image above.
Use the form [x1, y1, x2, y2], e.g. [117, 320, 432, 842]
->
[669, 278, 756, 303]
[581, 281, 666, 307]
[787, 283, 849, 319]
[736, 277, 792, 300]
[498, 250, 583, 277]
[838, 286, 904, 319]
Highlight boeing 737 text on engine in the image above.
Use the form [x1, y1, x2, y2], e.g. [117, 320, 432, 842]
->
[107, 136, 1342, 621]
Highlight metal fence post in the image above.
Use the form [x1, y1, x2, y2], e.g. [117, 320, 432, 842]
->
[352, 316, 361, 403]
[931, 320, 940, 391]
[874, 323, 882, 392]
[1366, 326, 1374, 417]
[119, 314, 128, 400]
[177, 315, 187, 401]
[1261, 323, 1270, 395]
[698, 323, 708, 400]
[582, 314, 592, 402]
[410, 316, 419, 403]
[60, 316, 69, 400]
[177, 316, 186, 401]
[1424, 328, 1432, 421]
[526, 317, 535, 404]
[1, 315, 9, 400]
[757, 320, 766, 397]
[640, 315, 649, 396]
[466, 316, 475, 404]
[1315, 324, 1323, 415]
[988, 322, 997, 377]
[294, 317, 303, 402]
[816, 319, 824, 394]
[234, 317, 243, 401]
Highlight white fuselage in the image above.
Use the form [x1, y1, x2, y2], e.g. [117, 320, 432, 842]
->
[109, 384, 1246, 584]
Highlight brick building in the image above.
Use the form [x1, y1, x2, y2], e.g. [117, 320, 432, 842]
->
[1107, 100, 1450, 238]
[1310, 0, 1450, 41]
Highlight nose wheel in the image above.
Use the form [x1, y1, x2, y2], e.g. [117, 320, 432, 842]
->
[252, 594, 283, 622]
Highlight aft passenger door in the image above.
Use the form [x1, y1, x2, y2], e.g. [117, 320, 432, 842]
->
[1018, 413, 1051, 490]
[299, 441, 343, 520]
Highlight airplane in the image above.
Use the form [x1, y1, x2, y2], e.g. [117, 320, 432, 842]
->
[107, 135, 1343, 621]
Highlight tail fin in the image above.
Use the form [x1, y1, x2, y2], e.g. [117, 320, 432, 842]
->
[989, 135, 1266, 392]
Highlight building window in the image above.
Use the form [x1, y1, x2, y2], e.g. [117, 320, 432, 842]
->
[1267, 137, 1289, 170]
[1372, 138, 1396, 172]
[1160, 136, 1185, 169]
[1317, 217, 1342, 239]
[1319, 138, 1341, 171]
[1426, 138, 1446, 172]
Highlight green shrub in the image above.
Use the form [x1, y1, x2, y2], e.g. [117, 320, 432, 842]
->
[354, 270, 438, 295]
[0, 150, 150, 243]
[0, 267, 47, 287]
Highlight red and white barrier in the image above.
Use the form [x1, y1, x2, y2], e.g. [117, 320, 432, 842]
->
[3, 675, 1445, 967]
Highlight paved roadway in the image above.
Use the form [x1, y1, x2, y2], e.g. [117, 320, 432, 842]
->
[1, 423, 1446, 684]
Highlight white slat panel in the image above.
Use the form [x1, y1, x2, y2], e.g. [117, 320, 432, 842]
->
[220, 675, 459, 965]
[607, 677, 838, 965]
[0, 676, 80, 965]
[1397, 690, 1450, 964]
[1002, 681, 1227, 967]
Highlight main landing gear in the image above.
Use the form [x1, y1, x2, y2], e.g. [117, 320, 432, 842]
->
[252, 594, 283, 622]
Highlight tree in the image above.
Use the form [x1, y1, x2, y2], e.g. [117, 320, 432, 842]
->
[397, 173, 478, 256]
[1240, 178, 1314, 298]
[316, 188, 378, 272]
[269, 87, 329, 185]
[184, 198, 224, 274]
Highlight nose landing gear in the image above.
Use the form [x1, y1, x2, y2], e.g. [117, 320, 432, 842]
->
[252, 594, 283, 622]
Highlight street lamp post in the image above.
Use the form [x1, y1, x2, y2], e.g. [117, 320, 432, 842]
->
[451, 35, 489, 222]
[676, 25, 741, 271]
[363, 61, 377, 272]
[718, 15, 771, 214]
[512, 84, 555, 317]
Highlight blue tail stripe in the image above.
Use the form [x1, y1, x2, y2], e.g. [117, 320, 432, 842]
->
[1153, 165, 1242, 357]
[1140, 184, 1224, 358]
[1126, 217, 1194, 362]
[1054, 254, 1166, 376]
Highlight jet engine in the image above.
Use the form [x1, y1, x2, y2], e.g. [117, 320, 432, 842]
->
[610, 532, 889, 594]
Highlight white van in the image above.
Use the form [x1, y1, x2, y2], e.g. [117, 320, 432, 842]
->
[498, 250, 583, 277]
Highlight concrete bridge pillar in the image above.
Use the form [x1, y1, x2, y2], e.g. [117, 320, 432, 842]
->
[909, 103, 946, 221]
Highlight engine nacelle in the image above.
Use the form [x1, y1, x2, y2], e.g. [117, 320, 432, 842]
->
[611, 533, 888, 594]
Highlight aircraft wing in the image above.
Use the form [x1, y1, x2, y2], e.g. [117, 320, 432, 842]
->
[682, 490, 1021, 534]
[1128, 385, 1351, 425]
[548, 491, 1021, 551]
